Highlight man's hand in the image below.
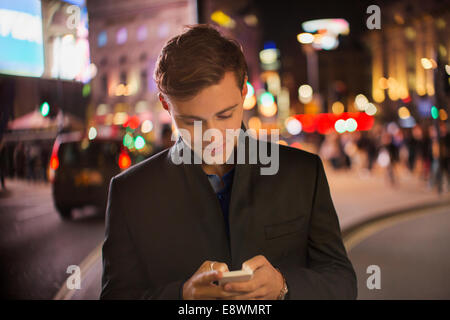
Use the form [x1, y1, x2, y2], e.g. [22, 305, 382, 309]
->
[182, 260, 239, 300]
[222, 255, 284, 300]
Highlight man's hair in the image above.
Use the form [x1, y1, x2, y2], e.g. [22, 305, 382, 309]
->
[153, 24, 248, 100]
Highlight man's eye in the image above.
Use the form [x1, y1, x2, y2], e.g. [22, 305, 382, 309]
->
[218, 114, 232, 119]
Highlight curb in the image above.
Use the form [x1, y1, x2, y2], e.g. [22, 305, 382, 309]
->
[342, 195, 450, 251]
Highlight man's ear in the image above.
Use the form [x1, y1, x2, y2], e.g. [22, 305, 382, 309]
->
[159, 93, 171, 114]
[241, 76, 248, 98]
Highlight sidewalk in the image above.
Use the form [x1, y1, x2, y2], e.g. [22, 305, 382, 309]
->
[0, 178, 50, 198]
[325, 164, 450, 231]
[57, 164, 450, 299]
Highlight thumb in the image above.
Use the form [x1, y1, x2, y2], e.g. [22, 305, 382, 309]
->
[214, 262, 230, 273]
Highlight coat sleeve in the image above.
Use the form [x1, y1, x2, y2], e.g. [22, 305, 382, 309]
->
[100, 176, 185, 300]
[276, 154, 357, 299]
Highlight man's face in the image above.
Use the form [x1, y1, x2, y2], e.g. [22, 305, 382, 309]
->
[160, 71, 247, 164]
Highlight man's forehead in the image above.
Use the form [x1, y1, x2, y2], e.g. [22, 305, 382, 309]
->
[174, 103, 239, 120]
[167, 71, 244, 117]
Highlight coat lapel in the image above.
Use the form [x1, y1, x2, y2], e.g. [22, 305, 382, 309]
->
[227, 123, 263, 269]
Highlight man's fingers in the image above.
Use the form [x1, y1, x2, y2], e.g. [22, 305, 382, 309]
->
[242, 255, 267, 272]
[199, 260, 215, 273]
[199, 260, 229, 273]
[223, 277, 263, 293]
[194, 270, 223, 285]
[211, 262, 229, 273]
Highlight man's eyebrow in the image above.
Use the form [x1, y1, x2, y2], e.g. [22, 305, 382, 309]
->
[176, 104, 238, 121]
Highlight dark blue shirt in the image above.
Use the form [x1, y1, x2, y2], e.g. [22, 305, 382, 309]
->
[206, 166, 235, 241]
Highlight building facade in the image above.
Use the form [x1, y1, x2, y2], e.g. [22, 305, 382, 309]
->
[86, 0, 197, 145]
[367, 0, 450, 123]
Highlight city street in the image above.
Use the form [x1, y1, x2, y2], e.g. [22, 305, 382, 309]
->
[1, 163, 448, 299]
[1, 0, 449, 301]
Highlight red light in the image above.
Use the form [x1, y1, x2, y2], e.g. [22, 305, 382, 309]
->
[293, 112, 374, 133]
[50, 155, 59, 170]
[118, 152, 131, 169]
[401, 96, 411, 103]
[123, 115, 140, 130]
[295, 114, 316, 133]
[317, 113, 335, 134]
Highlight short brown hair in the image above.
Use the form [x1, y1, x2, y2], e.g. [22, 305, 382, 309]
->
[153, 24, 248, 100]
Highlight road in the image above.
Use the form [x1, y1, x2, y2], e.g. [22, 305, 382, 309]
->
[347, 202, 450, 299]
[0, 179, 104, 299]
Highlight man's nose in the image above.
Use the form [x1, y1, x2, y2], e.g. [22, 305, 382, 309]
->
[203, 120, 223, 135]
[203, 121, 225, 143]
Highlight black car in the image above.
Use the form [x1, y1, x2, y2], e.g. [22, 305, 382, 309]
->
[49, 132, 133, 219]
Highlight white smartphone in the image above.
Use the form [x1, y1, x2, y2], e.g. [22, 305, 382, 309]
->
[218, 269, 253, 286]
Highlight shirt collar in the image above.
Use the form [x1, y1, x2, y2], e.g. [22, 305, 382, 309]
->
[206, 166, 236, 193]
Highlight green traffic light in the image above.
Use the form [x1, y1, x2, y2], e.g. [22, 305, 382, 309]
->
[260, 92, 274, 106]
[431, 106, 439, 119]
[134, 136, 145, 150]
[123, 133, 133, 148]
[40, 102, 50, 117]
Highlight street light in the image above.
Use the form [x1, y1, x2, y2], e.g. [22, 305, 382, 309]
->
[298, 84, 313, 104]
[297, 19, 350, 113]
[40, 102, 50, 117]
[421, 58, 437, 70]
[297, 33, 314, 44]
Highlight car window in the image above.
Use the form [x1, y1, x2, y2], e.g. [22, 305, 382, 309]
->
[58, 141, 121, 168]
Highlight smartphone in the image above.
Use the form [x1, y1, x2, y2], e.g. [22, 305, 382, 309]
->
[218, 269, 253, 286]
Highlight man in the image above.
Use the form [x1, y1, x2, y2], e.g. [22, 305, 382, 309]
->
[100, 24, 357, 300]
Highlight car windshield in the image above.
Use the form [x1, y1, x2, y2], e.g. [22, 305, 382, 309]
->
[58, 140, 121, 168]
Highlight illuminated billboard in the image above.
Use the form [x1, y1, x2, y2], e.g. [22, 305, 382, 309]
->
[49, 0, 92, 82]
[0, 0, 44, 77]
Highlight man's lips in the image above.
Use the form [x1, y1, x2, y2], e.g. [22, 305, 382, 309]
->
[212, 142, 226, 152]
[204, 141, 229, 153]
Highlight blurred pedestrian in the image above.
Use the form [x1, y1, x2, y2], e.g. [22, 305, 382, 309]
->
[356, 131, 377, 172]
[439, 122, 450, 190]
[428, 125, 442, 192]
[13, 142, 25, 178]
[378, 130, 398, 186]
[39, 142, 50, 182]
[25, 143, 40, 182]
[0, 139, 6, 190]
[150, 123, 174, 156]
[319, 132, 343, 170]
[419, 125, 432, 182]
[404, 128, 418, 173]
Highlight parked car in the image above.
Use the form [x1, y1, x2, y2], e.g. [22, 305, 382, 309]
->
[49, 131, 133, 219]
